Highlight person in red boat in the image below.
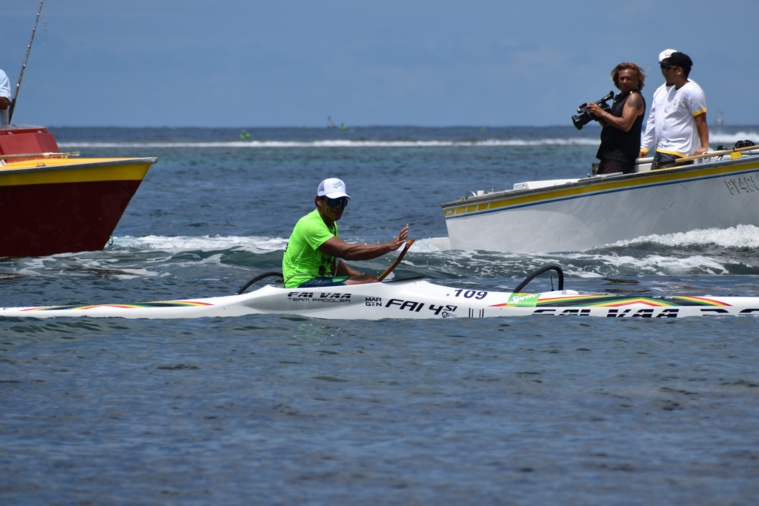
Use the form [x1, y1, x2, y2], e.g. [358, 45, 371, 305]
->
[0, 69, 12, 126]
[282, 178, 409, 288]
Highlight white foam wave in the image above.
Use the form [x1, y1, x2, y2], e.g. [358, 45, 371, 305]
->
[410, 237, 449, 252]
[59, 137, 601, 150]
[113, 226, 759, 258]
[565, 253, 730, 276]
[610, 224, 759, 249]
[13, 252, 165, 280]
[111, 234, 448, 256]
[112, 235, 288, 252]
[710, 130, 759, 145]
[8, 231, 755, 280]
[410, 227, 759, 279]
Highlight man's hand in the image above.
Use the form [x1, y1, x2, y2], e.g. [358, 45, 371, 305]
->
[390, 224, 410, 251]
[694, 114, 709, 157]
[586, 102, 606, 122]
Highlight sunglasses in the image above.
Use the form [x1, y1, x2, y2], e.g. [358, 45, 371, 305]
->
[323, 196, 349, 208]
[660, 62, 678, 70]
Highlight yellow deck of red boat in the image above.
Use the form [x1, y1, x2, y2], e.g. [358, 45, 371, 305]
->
[0, 157, 155, 186]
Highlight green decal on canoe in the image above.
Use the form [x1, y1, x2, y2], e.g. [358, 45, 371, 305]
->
[507, 292, 541, 307]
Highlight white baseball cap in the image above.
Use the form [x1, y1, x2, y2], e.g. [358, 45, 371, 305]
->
[317, 178, 350, 199]
[659, 48, 677, 62]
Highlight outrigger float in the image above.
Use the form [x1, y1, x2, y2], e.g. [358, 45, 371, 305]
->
[2, 262, 758, 320]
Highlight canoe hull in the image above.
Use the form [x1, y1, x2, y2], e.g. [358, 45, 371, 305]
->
[2, 279, 758, 320]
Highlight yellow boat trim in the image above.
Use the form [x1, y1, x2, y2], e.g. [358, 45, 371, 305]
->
[0, 157, 156, 186]
[443, 158, 759, 218]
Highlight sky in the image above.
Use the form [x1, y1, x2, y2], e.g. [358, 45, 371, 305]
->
[2, 0, 758, 128]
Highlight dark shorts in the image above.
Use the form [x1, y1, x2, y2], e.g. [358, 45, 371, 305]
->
[597, 159, 636, 175]
[653, 151, 691, 170]
[298, 276, 349, 288]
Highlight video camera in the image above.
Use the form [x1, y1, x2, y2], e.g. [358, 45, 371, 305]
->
[571, 91, 614, 130]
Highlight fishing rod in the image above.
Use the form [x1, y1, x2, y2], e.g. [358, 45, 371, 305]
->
[9, 0, 46, 123]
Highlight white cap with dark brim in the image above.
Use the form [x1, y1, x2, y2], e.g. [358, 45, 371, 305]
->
[659, 49, 677, 62]
[317, 178, 350, 199]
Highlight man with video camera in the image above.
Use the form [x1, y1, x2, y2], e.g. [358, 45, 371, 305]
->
[586, 62, 647, 175]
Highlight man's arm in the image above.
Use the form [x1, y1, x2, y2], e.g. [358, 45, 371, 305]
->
[591, 92, 644, 133]
[318, 224, 409, 261]
[0, 71, 11, 110]
[693, 113, 709, 156]
[639, 94, 658, 157]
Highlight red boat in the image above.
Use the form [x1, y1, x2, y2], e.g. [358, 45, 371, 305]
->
[0, 126, 156, 257]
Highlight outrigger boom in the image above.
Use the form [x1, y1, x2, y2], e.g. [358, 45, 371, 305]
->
[2, 265, 758, 320]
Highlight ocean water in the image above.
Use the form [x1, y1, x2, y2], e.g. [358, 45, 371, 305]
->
[2, 125, 759, 505]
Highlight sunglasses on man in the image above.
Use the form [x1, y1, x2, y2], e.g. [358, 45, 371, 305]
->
[323, 196, 349, 208]
[660, 62, 679, 71]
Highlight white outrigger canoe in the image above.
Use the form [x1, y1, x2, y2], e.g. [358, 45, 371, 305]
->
[2, 265, 758, 320]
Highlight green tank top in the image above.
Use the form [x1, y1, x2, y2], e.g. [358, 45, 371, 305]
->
[282, 209, 339, 287]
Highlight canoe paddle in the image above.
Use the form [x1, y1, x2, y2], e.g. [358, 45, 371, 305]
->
[378, 239, 414, 281]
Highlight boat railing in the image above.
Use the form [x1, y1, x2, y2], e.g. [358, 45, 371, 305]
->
[0, 151, 79, 167]
[617, 144, 759, 175]
[674, 143, 759, 165]
[0, 151, 78, 160]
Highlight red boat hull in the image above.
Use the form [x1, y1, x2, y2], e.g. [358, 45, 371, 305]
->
[0, 177, 145, 257]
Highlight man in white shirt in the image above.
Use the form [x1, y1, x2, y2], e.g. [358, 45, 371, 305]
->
[0, 69, 12, 126]
[639, 51, 709, 169]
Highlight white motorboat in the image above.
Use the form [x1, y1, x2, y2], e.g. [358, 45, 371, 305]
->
[441, 145, 759, 252]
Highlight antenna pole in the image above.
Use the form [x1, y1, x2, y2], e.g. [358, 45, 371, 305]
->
[9, 0, 46, 123]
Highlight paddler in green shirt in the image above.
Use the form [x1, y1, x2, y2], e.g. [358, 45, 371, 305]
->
[282, 178, 409, 288]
